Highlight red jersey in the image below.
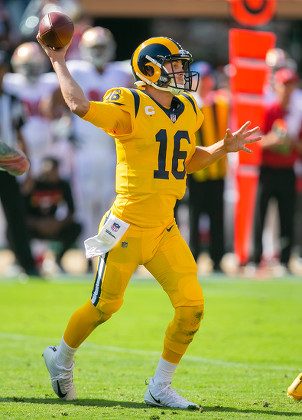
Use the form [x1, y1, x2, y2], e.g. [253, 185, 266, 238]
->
[262, 102, 301, 168]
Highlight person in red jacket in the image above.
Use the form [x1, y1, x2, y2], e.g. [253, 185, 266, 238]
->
[249, 68, 302, 272]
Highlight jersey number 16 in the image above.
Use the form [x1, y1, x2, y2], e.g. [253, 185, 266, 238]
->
[154, 129, 190, 180]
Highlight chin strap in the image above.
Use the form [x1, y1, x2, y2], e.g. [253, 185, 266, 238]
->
[134, 80, 147, 89]
[135, 78, 182, 95]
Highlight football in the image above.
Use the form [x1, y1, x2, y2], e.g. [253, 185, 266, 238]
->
[38, 12, 74, 49]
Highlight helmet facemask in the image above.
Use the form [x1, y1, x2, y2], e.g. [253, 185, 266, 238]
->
[80, 42, 116, 68]
[159, 56, 199, 95]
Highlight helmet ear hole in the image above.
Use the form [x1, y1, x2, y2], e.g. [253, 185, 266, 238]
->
[145, 65, 154, 76]
[144, 62, 161, 83]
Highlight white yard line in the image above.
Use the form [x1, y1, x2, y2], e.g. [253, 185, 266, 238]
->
[0, 331, 297, 372]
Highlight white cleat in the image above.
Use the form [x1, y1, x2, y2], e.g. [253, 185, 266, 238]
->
[43, 346, 76, 401]
[144, 378, 200, 409]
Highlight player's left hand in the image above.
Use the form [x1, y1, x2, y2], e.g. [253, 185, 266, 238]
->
[224, 121, 262, 153]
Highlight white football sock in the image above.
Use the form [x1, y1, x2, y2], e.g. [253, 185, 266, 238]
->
[153, 356, 178, 384]
[56, 336, 77, 368]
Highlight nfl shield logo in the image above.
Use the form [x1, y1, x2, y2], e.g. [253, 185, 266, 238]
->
[170, 113, 177, 123]
[121, 241, 128, 248]
[111, 222, 120, 232]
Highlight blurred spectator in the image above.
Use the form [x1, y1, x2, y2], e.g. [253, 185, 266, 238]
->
[0, 49, 40, 277]
[263, 48, 302, 270]
[187, 61, 229, 273]
[269, 51, 302, 266]
[22, 157, 82, 272]
[64, 26, 133, 270]
[248, 68, 302, 273]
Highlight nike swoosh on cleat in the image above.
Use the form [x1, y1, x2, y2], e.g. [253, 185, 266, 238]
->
[188, 404, 199, 410]
[166, 225, 173, 232]
[148, 389, 161, 405]
[57, 381, 67, 399]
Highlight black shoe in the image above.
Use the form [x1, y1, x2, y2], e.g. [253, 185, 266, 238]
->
[55, 257, 67, 274]
[25, 267, 41, 277]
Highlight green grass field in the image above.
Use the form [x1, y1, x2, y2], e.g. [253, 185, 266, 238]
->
[0, 274, 302, 419]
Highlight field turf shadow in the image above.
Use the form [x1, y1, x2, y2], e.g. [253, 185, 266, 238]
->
[1, 398, 302, 416]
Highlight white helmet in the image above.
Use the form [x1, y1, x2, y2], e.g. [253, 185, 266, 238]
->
[79, 26, 116, 69]
[11, 42, 49, 81]
[266, 48, 297, 71]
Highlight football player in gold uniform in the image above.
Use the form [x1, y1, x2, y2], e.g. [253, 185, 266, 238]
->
[287, 372, 302, 401]
[37, 34, 261, 409]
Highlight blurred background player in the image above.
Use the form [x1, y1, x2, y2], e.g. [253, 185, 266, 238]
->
[22, 157, 82, 273]
[0, 49, 40, 277]
[3, 41, 59, 178]
[248, 68, 302, 274]
[187, 61, 229, 273]
[65, 26, 133, 271]
[3, 41, 77, 270]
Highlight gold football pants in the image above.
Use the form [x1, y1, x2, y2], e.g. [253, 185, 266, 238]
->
[64, 215, 204, 363]
[91, 218, 203, 312]
[90, 217, 204, 363]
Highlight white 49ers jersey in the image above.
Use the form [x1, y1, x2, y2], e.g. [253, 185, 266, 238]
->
[3, 72, 59, 176]
[65, 59, 133, 241]
[66, 59, 133, 149]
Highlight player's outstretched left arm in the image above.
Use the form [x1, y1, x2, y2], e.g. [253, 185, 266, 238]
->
[186, 121, 261, 174]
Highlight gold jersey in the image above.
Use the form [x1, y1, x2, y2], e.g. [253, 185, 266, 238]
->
[193, 93, 229, 182]
[82, 87, 204, 228]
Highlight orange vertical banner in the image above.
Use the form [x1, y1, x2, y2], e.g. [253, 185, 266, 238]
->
[229, 29, 276, 264]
